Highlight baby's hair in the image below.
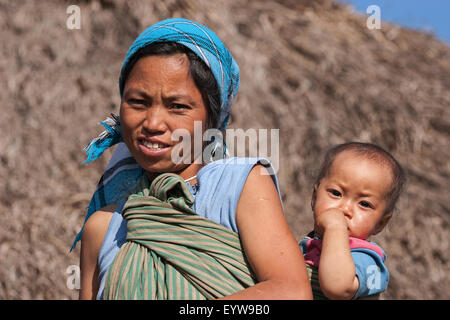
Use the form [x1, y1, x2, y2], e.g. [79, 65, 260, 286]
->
[312, 142, 406, 215]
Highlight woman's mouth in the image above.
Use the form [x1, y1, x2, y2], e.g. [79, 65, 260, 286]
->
[138, 139, 171, 156]
[140, 140, 169, 149]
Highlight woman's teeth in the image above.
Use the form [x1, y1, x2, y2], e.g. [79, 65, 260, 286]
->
[142, 141, 167, 149]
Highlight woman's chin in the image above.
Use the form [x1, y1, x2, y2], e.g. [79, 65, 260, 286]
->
[138, 159, 187, 177]
[130, 144, 202, 178]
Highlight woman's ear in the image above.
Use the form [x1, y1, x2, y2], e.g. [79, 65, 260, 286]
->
[372, 212, 392, 235]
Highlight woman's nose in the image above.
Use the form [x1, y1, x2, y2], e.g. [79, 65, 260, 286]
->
[142, 105, 168, 134]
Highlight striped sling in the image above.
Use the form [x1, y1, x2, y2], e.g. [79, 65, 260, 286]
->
[306, 264, 328, 300]
[306, 265, 380, 300]
[103, 173, 256, 300]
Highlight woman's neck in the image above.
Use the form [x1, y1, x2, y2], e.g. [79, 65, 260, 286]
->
[145, 162, 205, 183]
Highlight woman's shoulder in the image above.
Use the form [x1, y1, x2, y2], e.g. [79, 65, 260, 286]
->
[81, 204, 118, 248]
[197, 157, 281, 200]
[85, 204, 117, 225]
[205, 156, 272, 166]
[199, 157, 276, 178]
[193, 157, 282, 233]
[236, 163, 281, 213]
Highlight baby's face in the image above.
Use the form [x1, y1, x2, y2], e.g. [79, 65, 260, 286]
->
[313, 151, 392, 239]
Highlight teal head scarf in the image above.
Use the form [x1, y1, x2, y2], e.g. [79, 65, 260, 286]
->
[83, 18, 239, 164]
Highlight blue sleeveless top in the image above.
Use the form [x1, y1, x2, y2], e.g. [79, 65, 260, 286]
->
[96, 157, 282, 299]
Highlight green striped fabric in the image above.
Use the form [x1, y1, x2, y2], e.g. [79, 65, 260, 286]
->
[305, 264, 328, 300]
[103, 173, 256, 300]
[306, 264, 380, 300]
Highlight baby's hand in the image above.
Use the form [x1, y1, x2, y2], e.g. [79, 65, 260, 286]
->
[314, 208, 348, 236]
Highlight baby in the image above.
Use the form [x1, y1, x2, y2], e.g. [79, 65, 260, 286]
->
[300, 142, 406, 299]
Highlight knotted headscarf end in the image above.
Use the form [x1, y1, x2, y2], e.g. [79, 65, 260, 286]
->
[83, 114, 122, 165]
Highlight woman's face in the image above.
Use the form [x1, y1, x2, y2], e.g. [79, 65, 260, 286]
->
[120, 53, 208, 180]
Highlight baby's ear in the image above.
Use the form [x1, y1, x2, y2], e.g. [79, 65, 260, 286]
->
[311, 184, 318, 212]
[372, 212, 392, 235]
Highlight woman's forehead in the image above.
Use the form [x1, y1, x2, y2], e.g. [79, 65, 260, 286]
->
[122, 55, 204, 106]
[129, 54, 189, 76]
[125, 55, 195, 88]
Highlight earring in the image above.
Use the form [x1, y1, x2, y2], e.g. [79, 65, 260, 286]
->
[206, 138, 228, 163]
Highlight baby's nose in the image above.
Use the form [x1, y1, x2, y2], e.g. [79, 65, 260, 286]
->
[340, 200, 353, 218]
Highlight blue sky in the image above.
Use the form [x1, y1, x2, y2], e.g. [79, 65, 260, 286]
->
[338, 0, 450, 45]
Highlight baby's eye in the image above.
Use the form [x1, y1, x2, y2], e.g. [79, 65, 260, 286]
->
[328, 189, 341, 197]
[360, 201, 373, 209]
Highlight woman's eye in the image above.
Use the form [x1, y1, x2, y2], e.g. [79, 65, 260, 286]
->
[172, 104, 190, 110]
[128, 99, 146, 106]
[360, 201, 373, 209]
[329, 189, 341, 197]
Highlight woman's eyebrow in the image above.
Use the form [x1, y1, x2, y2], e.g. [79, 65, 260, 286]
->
[125, 88, 151, 99]
[163, 94, 198, 105]
[124, 88, 198, 107]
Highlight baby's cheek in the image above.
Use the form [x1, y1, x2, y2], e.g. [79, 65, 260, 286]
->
[314, 200, 336, 217]
[349, 219, 372, 240]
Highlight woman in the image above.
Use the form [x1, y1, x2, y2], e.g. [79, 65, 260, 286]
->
[74, 18, 312, 300]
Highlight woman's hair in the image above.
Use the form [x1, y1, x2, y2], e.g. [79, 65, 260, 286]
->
[312, 142, 406, 215]
[120, 42, 221, 130]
